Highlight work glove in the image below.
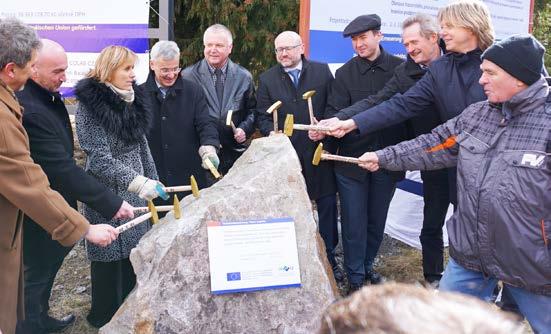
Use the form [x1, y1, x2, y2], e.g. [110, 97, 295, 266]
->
[198, 145, 220, 170]
[128, 175, 168, 200]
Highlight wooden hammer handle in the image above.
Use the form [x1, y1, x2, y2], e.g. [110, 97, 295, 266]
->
[134, 206, 173, 213]
[116, 213, 152, 233]
[294, 124, 331, 132]
[322, 153, 360, 165]
[164, 185, 192, 193]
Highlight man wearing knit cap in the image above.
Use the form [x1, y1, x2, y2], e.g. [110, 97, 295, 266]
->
[355, 34, 551, 333]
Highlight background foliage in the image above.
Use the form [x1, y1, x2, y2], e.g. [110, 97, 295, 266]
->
[150, 0, 551, 76]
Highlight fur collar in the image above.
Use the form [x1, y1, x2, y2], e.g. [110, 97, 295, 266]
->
[75, 78, 152, 144]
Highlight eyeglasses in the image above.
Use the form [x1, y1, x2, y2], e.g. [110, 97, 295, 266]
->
[160, 67, 181, 75]
[275, 44, 302, 54]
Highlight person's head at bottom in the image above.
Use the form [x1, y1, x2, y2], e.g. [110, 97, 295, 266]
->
[318, 283, 523, 334]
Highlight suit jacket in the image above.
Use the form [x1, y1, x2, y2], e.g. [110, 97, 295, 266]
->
[140, 72, 220, 189]
[182, 59, 256, 154]
[256, 58, 337, 200]
[0, 80, 89, 334]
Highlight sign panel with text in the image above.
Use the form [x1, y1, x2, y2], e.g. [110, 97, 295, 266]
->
[207, 217, 301, 294]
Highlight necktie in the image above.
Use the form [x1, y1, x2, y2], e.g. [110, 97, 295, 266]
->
[289, 69, 300, 88]
[214, 68, 224, 106]
[159, 87, 168, 99]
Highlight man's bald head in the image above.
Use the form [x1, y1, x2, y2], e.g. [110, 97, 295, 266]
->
[33, 39, 67, 93]
[274, 31, 304, 69]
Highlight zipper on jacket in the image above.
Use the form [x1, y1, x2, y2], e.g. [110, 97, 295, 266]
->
[541, 219, 549, 248]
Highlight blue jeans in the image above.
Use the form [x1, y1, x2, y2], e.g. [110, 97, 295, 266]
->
[336, 171, 396, 284]
[440, 258, 551, 334]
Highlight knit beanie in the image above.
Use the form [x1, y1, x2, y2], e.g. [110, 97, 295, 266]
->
[481, 34, 545, 85]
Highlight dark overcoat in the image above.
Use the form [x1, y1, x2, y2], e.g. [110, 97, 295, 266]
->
[256, 58, 336, 200]
[325, 46, 406, 181]
[139, 72, 220, 189]
[18, 79, 122, 264]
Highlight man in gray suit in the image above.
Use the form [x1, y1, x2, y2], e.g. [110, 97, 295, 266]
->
[182, 24, 256, 175]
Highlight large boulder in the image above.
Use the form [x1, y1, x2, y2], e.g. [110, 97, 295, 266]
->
[100, 135, 339, 334]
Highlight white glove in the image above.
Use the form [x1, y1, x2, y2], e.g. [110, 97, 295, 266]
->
[128, 175, 166, 200]
[198, 145, 220, 170]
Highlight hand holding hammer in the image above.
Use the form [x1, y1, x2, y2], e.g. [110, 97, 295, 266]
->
[226, 110, 246, 143]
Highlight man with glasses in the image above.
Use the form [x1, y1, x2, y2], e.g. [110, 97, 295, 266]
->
[256, 31, 341, 282]
[182, 24, 256, 176]
[140, 41, 219, 196]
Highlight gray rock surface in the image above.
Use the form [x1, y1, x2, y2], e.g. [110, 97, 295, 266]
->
[100, 135, 339, 334]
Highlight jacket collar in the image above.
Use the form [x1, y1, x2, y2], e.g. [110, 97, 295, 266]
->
[448, 48, 482, 65]
[145, 71, 184, 92]
[278, 56, 311, 74]
[75, 77, 152, 144]
[0, 78, 22, 119]
[502, 76, 548, 119]
[356, 45, 392, 74]
[22, 79, 63, 104]
[404, 41, 446, 77]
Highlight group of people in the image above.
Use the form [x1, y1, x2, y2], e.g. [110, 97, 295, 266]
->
[0, 0, 549, 333]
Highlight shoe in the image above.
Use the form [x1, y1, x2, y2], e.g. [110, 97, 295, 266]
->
[365, 270, 384, 285]
[41, 314, 75, 333]
[347, 282, 364, 295]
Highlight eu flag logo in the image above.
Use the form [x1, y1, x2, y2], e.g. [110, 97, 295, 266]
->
[226, 272, 241, 281]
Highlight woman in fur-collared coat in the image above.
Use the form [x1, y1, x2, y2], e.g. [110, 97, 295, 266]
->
[74, 46, 164, 328]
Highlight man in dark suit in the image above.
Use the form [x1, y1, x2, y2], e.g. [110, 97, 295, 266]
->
[182, 24, 256, 175]
[141, 40, 219, 195]
[256, 31, 341, 281]
[16, 39, 133, 334]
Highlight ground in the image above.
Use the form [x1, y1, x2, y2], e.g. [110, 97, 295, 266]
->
[47, 235, 532, 333]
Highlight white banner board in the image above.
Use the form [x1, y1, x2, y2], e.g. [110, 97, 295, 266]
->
[1, 0, 151, 96]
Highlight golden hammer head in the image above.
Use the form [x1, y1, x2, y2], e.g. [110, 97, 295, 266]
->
[148, 200, 159, 224]
[225, 110, 233, 127]
[312, 143, 323, 166]
[266, 100, 283, 114]
[190, 175, 200, 198]
[284, 114, 294, 137]
[173, 195, 182, 219]
[302, 90, 316, 100]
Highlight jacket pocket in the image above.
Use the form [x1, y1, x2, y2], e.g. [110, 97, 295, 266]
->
[0, 210, 22, 250]
[456, 133, 489, 189]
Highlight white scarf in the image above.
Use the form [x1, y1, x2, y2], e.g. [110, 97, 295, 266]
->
[105, 82, 135, 103]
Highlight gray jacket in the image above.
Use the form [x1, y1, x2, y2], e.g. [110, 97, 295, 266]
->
[377, 77, 551, 296]
[182, 59, 256, 153]
[75, 78, 158, 262]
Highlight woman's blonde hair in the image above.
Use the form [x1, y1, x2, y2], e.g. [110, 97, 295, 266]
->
[87, 45, 137, 82]
[438, 0, 495, 51]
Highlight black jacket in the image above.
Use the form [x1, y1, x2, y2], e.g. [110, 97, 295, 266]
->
[18, 79, 122, 219]
[140, 72, 220, 189]
[351, 49, 487, 203]
[326, 46, 405, 181]
[256, 59, 336, 200]
[336, 53, 444, 137]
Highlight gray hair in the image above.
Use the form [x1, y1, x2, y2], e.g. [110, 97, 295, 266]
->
[0, 18, 42, 70]
[402, 13, 440, 39]
[203, 24, 233, 45]
[150, 40, 180, 61]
